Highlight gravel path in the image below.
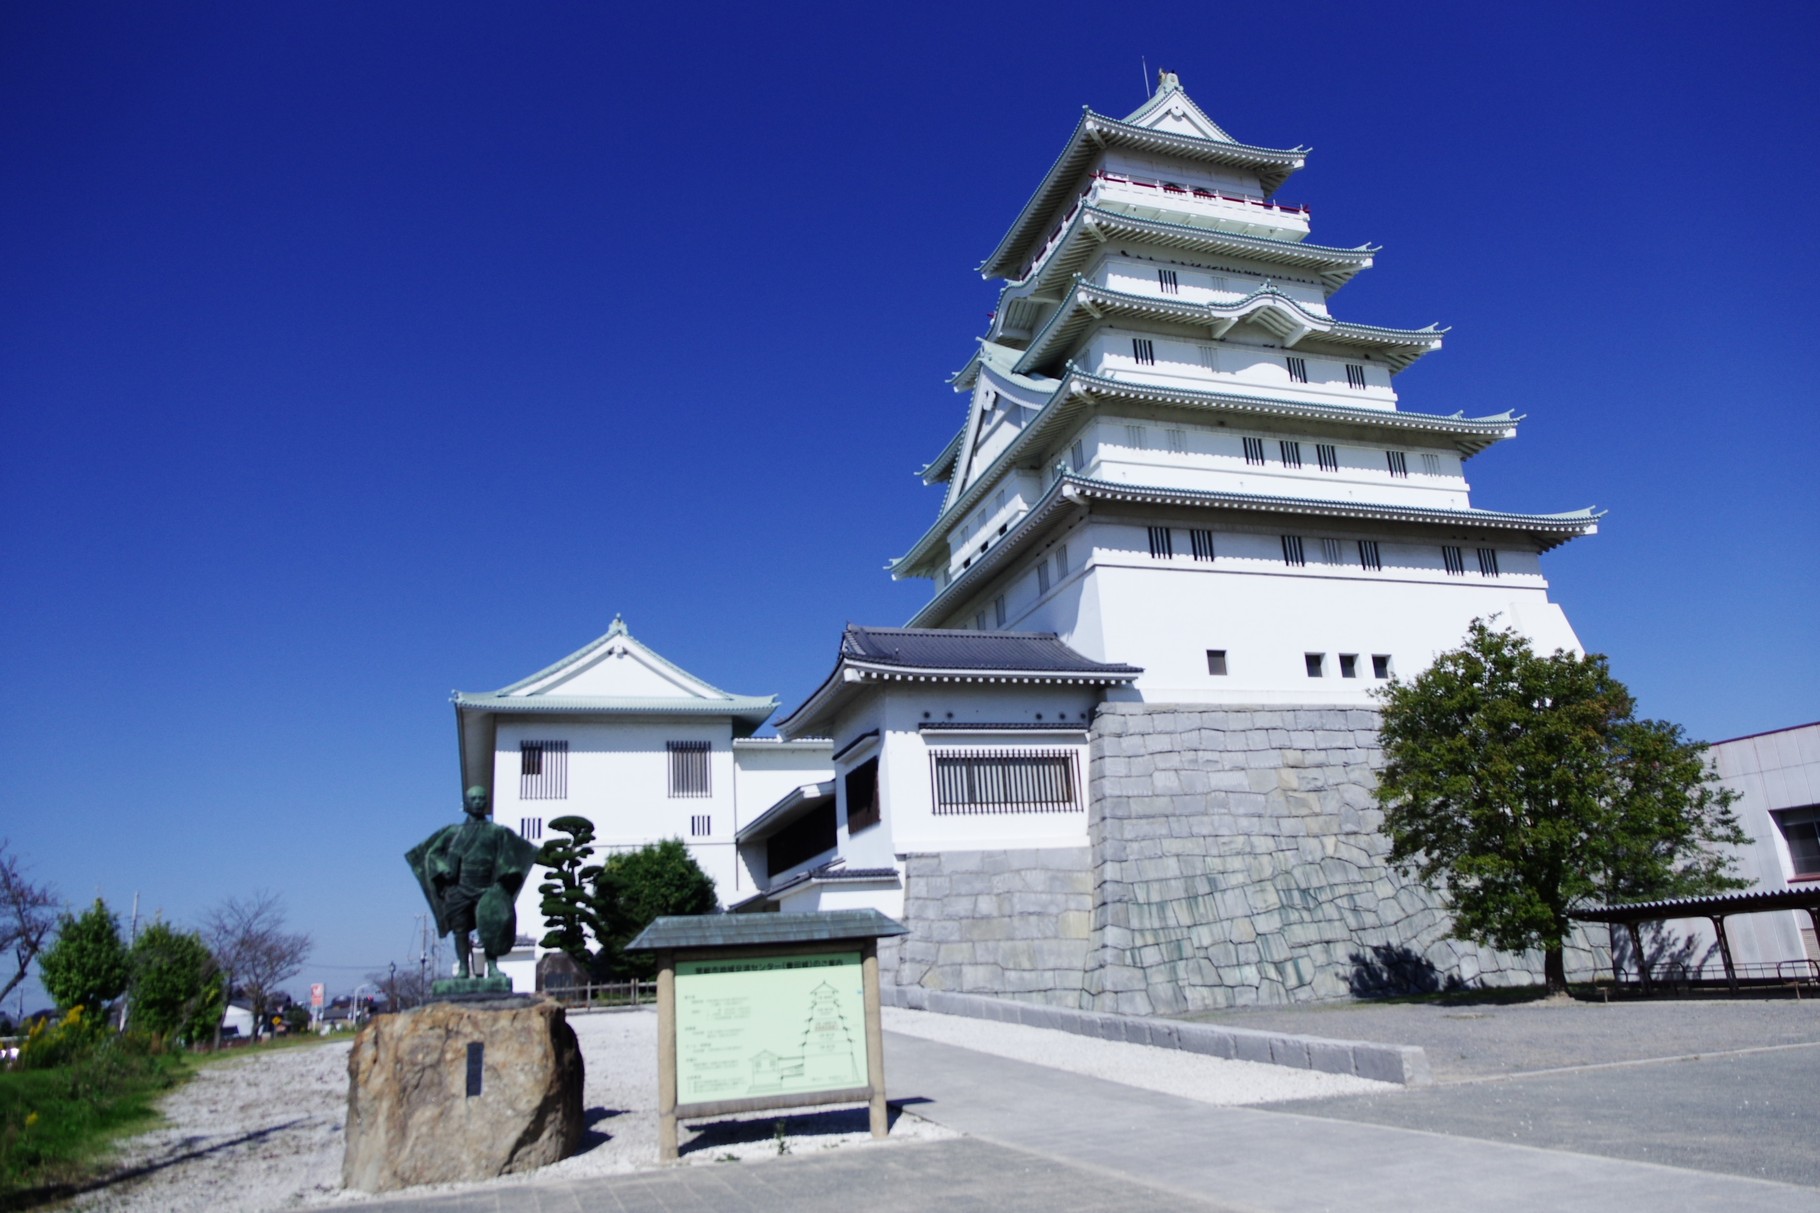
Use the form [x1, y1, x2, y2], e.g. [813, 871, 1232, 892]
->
[69, 1003, 1392, 1211]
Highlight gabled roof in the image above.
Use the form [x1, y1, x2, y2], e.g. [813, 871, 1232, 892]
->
[775, 626, 1140, 739]
[900, 473, 1601, 628]
[1122, 71, 1235, 141]
[1016, 279, 1443, 376]
[981, 79, 1308, 280]
[452, 616, 778, 791]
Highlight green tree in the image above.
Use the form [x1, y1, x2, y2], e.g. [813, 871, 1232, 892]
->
[128, 921, 223, 1045]
[1374, 620, 1748, 993]
[594, 839, 717, 979]
[537, 815, 606, 973]
[38, 899, 131, 1014]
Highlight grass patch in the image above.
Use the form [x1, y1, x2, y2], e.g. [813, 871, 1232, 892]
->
[0, 1019, 195, 1209]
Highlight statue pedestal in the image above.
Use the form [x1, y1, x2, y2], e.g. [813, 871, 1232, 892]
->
[342, 996, 584, 1193]
[430, 974, 514, 997]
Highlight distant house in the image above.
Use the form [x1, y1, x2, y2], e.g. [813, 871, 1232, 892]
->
[452, 617, 831, 991]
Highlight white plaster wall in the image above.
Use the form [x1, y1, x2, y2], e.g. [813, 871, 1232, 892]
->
[1082, 330, 1402, 412]
[1098, 255, 1328, 315]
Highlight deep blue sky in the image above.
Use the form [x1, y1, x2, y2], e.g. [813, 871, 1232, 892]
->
[4, 2, 1815, 1008]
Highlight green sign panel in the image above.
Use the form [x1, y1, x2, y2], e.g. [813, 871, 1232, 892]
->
[674, 951, 868, 1106]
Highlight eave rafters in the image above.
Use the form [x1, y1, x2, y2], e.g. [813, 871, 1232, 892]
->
[900, 473, 1600, 627]
[1016, 280, 1443, 376]
[890, 362, 1523, 576]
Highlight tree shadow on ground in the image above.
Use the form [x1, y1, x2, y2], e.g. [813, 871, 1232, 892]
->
[4, 1119, 308, 1211]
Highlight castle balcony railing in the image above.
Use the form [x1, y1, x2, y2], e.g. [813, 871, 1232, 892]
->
[1018, 172, 1311, 282]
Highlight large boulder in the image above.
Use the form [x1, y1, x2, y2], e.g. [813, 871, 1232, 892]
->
[342, 995, 584, 1192]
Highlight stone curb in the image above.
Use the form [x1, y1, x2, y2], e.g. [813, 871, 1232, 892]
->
[881, 986, 1432, 1086]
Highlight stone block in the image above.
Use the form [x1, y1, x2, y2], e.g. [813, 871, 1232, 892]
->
[343, 996, 584, 1193]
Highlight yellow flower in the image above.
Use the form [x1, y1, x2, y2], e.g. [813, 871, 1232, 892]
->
[24, 1112, 39, 1128]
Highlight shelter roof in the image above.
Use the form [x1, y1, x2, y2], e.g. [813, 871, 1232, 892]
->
[1571, 887, 1820, 922]
[981, 80, 1307, 280]
[625, 909, 908, 951]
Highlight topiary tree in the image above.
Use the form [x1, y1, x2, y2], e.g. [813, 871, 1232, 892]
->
[537, 815, 606, 976]
[38, 899, 131, 1015]
[128, 920, 223, 1045]
[1375, 619, 1749, 993]
[594, 839, 717, 979]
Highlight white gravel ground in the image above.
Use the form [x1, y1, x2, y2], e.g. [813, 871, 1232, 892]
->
[880, 1006, 1397, 1105]
[69, 1003, 1392, 1211]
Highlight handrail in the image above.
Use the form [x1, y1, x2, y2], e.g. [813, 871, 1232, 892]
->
[1018, 172, 1311, 281]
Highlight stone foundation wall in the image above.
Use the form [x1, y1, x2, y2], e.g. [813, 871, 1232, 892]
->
[887, 848, 1093, 1003]
[1081, 703, 1607, 1016]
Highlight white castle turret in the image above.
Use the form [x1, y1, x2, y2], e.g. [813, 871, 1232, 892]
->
[891, 71, 1597, 703]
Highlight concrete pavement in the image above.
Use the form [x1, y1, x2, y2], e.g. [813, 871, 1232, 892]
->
[357, 1028, 1820, 1213]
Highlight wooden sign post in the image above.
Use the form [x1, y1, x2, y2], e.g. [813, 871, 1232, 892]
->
[627, 909, 908, 1163]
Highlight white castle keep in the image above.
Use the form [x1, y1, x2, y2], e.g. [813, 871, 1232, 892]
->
[457, 73, 1609, 1008]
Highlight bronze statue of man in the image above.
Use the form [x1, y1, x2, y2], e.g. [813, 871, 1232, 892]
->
[405, 786, 541, 980]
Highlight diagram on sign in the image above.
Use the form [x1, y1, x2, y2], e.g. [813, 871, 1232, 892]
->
[747, 981, 860, 1092]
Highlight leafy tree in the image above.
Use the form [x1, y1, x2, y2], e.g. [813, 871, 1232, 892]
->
[38, 899, 131, 1014]
[128, 920, 223, 1045]
[202, 891, 310, 1045]
[0, 840, 58, 1008]
[1375, 620, 1748, 993]
[537, 815, 606, 973]
[594, 839, 717, 979]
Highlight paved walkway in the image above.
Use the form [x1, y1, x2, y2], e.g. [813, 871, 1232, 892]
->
[360, 1029, 1820, 1213]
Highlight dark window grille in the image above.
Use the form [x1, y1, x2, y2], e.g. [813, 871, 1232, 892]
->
[1345, 363, 1367, 390]
[1286, 356, 1308, 383]
[1147, 526, 1173, 559]
[1243, 436, 1266, 466]
[994, 595, 1007, 627]
[1358, 540, 1382, 571]
[1036, 560, 1051, 593]
[1776, 808, 1820, 878]
[1189, 528, 1216, 561]
[520, 741, 568, 800]
[1157, 268, 1179, 294]
[1316, 443, 1339, 472]
[1279, 440, 1302, 468]
[1054, 544, 1069, 577]
[666, 741, 711, 798]
[1206, 649, 1228, 675]
[845, 757, 881, 832]
[931, 749, 1081, 815]
[1132, 338, 1156, 365]
[1281, 534, 1306, 567]
[1441, 545, 1466, 576]
[689, 814, 711, 837]
[518, 817, 543, 841]
[1386, 450, 1409, 478]
[767, 801, 837, 874]
[1319, 537, 1344, 565]
[1477, 547, 1501, 577]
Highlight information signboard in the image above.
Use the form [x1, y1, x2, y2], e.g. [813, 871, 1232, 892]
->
[674, 951, 867, 1106]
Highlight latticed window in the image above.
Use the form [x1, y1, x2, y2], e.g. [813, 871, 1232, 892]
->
[1147, 526, 1173, 559]
[1243, 436, 1266, 466]
[1776, 808, 1820, 878]
[1345, 363, 1367, 390]
[1477, 547, 1501, 577]
[1358, 540, 1383, 572]
[1157, 268, 1179, 294]
[1279, 440, 1302, 469]
[1132, 338, 1156, 365]
[1316, 443, 1339, 472]
[1286, 356, 1308, 384]
[931, 749, 1081, 815]
[1441, 545, 1466, 576]
[1189, 528, 1216, 562]
[1386, 450, 1410, 478]
[666, 741, 710, 798]
[1281, 535, 1306, 567]
[519, 741, 568, 800]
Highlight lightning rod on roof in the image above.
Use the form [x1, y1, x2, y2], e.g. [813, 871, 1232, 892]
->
[1140, 57, 1148, 100]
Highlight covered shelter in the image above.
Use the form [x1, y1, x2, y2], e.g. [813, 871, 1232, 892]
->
[1573, 888, 1820, 993]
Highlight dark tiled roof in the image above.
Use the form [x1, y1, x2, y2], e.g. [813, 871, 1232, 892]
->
[1571, 887, 1820, 921]
[841, 627, 1141, 676]
[625, 908, 908, 951]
